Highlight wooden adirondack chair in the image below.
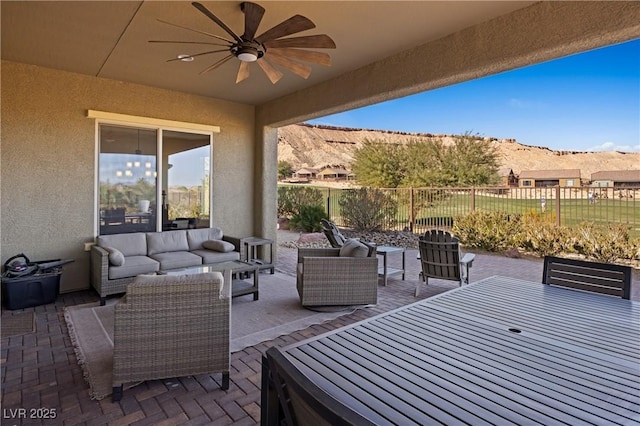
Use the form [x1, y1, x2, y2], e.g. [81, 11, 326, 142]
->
[417, 230, 475, 296]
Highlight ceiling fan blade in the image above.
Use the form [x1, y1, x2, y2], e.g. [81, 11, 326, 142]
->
[265, 52, 312, 79]
[157, 19, 233, 44]
[255, 15, 316, 44]
[150, 40, 230, 47]
[166, 49, 230, 62]
[241, 2, 265, 41]
[264, 34, 336, 49]
[192, 2, 243, 43]
[236, 61, 250, 83]
[257, 59, 284, 84]
[199, 54, 234, 74]
[267, 48, 331, 66]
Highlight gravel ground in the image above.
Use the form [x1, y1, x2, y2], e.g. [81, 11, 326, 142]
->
[279, 230, 420, 249]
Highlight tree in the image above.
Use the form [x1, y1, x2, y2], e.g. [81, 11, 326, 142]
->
[278, 161, 294, 180]
[443, 133, 500, 186]
[351, 139, 405, 187]
[352, 133, 500, 188]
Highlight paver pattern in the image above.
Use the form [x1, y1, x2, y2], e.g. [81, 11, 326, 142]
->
[2, 233, 637, 425]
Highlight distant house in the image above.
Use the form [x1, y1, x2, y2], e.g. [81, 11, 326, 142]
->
[590, 170, 640, 187]
[498, 168, 518, 187]
[293, 167, 319, 179]
[317, 167, 350, 180]
[518, 169, 581, 187]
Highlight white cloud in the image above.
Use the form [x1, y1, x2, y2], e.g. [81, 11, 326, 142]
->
[587, 141, 640, 152]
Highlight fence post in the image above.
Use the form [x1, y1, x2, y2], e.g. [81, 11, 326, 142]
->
[555, 186, 561, 227]
[326, 188, 331, 221]
[470, 187, 476, 211]
[409, 187, 414, 233]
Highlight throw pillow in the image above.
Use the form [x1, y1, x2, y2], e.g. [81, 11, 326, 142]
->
[104, 246, 125, 266]
[202, 239, 235, 253]
[339, 238, 369, 258]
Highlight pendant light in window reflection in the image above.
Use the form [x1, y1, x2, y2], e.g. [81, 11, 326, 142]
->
[114, 129, 157, 179]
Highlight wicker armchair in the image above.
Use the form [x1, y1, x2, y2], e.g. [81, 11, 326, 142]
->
[112, 271, 230, 402]
[296, 244, 378, 307]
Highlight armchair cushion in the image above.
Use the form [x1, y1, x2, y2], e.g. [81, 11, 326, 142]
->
[339, 238, 370, 258]
[203, 239, 236, 253]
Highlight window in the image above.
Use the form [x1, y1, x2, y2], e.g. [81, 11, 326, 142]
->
[99, 125, 157, 235]
[522, 180, 532, 187]
[163, 130, 211, 230]
[566, 179, 575, 187]
[98, 124, 213, 235]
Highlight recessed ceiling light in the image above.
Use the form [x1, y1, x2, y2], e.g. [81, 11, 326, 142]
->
[177, 54, 194, 62]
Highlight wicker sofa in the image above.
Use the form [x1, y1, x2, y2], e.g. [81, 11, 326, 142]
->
[296, 239, 379, 307]
[91, 227, 241, 305]
[112, 271, 230, 402]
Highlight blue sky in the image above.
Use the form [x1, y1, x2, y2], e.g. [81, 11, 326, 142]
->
[308, 39, 639, 152]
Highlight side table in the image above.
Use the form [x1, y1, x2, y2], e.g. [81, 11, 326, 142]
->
[243, 237, 275, 274]
[376, 246, 405, 286]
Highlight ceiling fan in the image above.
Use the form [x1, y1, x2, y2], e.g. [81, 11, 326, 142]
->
[150, 1, 336, 84]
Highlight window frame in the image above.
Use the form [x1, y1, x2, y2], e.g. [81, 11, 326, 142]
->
[89, 111, 219, 236]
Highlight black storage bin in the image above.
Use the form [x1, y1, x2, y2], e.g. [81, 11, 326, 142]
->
[2, 270, 61, 310]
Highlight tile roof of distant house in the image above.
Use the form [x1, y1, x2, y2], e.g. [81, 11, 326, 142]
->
[591, 170, 640, 182]
[295, 167, 319, 174]
[519, 169, 581, 179]
[318, 167, 349, 176]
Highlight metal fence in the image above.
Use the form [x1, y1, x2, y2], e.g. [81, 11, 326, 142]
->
[315, 186, 640, 237]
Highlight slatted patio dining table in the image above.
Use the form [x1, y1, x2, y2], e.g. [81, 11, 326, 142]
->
[262, 275, 640, 425]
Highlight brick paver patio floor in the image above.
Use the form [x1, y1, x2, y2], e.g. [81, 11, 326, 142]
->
[2, 233, 637, 425]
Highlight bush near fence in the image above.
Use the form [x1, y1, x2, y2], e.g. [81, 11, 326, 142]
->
[276, 184, 639, 265]
[312, 185, 640, 238]
[452, 210, 639, 265]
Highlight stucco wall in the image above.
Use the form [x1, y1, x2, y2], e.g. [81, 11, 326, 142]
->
[1, 61, 255, 292]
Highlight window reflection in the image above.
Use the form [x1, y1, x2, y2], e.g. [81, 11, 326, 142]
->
[99, 125, 157, 234]
[162, 131, 210, 230]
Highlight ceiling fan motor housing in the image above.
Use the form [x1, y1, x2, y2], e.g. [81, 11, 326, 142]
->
[234, 41, 264, 62]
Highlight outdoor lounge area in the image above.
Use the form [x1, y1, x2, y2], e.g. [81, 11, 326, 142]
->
[1, 230, 639, 424]
[3, 1, 640, 425]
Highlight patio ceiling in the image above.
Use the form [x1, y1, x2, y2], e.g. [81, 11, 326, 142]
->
[1, 1, 537, 106]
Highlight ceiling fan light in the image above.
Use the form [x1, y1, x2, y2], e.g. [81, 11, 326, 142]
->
[237, 47, 258, 62]
[177, 54, 194, 62]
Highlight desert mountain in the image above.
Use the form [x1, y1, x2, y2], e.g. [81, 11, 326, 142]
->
[277, 123, 640, 179]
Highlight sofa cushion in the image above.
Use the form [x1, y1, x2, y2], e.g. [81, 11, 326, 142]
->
[202, 240, 235, 252]
[147, 231, 189, 255]
[97, 233, 147, 257]
[187, 227, 224, 251]
[108, 255, 159, 280]
[191, 249, 239, 264]
[149, 251, 202, 271]
[339, 238, 370, 258]
[104, 246, 125, 266]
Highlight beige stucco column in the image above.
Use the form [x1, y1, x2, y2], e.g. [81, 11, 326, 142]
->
[254, 125, 278, 246]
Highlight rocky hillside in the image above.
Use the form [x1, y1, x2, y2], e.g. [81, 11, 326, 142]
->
[277, 123, 640, 179]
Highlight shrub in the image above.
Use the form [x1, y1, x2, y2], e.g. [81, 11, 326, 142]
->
[277, 186, 324, 218]
[452, 210, 522, 252]
[288, 205, 328, 232]
[339, 187, 398, 231]
[519, 212, 573, 257]
[574, 222, 633, 263]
